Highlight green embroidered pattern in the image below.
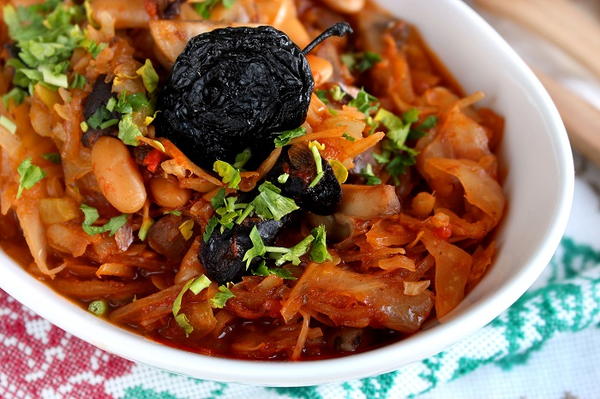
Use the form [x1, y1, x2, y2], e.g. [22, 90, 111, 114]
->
[117, 238, 600, 399]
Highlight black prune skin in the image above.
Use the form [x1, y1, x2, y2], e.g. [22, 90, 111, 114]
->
[267, 146, 342, 215]
[200, 217, 285, 284]
[156, 26, 314, 169]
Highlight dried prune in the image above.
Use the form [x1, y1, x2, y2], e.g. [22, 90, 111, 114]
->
[200, 217, 285, 284]
[156, 23, 353, 169]
[266, 145, 342, 215]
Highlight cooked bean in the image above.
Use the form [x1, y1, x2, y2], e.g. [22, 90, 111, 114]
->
[411, 192, 435, 218]
[147, 214, 188, 260]
[92, 137, 147, 214]
[150, 176, 191, 209]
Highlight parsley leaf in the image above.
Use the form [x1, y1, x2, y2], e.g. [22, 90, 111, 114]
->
[242, 226, 267, 268]
[210, 285, 235, 308]
[193, 0, 236, 19]
[118, 113, 142, 146]
[203, 216, 219, 242]
[310, 225, 332, 263]
[178, 219, 194, 241]
[251, 181, 299, 221]
[233, 148, 252, 170]
[81, 38, 106, 58]
[172, 275, 212, 336]
[3, 2, 86, 95]
[210, 188, 226, 209]
[308, 141, 325, 188]
[274, 127, 306, 147]
[360, 164, 382, 186]
[316, 89, 329, 104]
[80, 204, 128, 236]
[269, 234, 314, 266]
[348, 88, 380, 116]
[70, 73, 87, 89]
[0, 115, 16, 134]
[341, 51, 382, 72]
[253, 261, 296, 280]
[42, 152, 61, 164]
[213, 160, 241, 189]
[17, 158, 46, 198]
[136, 59, 159, 94]
[2, 88, 26, 108]
[277, 173, 289, 184]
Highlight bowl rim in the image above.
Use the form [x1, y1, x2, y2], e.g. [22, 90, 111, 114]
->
[0, 0, 574, 388]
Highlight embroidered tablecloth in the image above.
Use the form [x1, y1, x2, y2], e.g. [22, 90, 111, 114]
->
[2, 5, 600, 399]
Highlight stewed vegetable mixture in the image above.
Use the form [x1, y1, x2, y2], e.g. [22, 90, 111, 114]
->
[0, 0, 506, 360]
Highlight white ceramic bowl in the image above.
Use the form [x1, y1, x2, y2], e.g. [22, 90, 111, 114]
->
[0, 0, 573, 387]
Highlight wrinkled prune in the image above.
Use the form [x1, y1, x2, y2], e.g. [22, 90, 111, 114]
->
[200, 217, 285, 284]
[156, 23, 353, 169]
[81, 75, 118, 148]
[267, 145, 342, 215]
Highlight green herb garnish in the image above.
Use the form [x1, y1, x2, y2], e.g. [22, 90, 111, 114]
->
[360, 164, 382, 186]
[17, 158, 46, 198]
[210, 285, 235, 308]
[308, 141, 325, 188]
[80, 204, 128, 236]
[251, 181, 299, 221]
[310, 225, 332, 263]
[348, 88, 380, 116]
[341, 51, 382, 72]
[233, 148, 252, 170]
[136, 59, 159, 94]
[0, 115, 17, 134]
[172, 275, 212, 336]
[42, 152, 61, 164]
[118, 113, 142, 146]
[274, 127, 306, 147]
[213, 160, 241, 189]
[193, 0, 236, 19]
[253, 261, 296, 280]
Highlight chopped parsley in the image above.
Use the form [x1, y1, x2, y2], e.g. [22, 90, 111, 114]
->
[210, 285, 235, 308]
[80, 37, 106, 58]
[3, 1, 91, 95]
[342, 133, 356, 142]
[0, 115, 17, 134]
[42, 152, 61, 164]
[274, 127, 306, 147]
[213, 160, 241, 189]
[243, 226, 266, 268]
[193, 0, 236, 19]
[348, 88, 380, 116]
[172, 275, 212, 336]
[203, 216, 219, 242]
[341, 51, 382, 72]
[360, 164, 382, 186]
[70, 73, 87, 89]
[233, 148, 252, 170]
[80, 204, 128, 236]
[329, 85, 346, 102]
[17, 158, 46, 198]
[310, 225, 332, 263]
[136, 59, 159, 94]
[243, 225, 332, 270]
[277, 173, 289, 184]
[138, 218, 154, 241]
[251, 181, 299, 221]
[253, 261, 296, 280]
[308, 141, 325, 188]
[117, 113, 142, 146]
[316, 89, 329, 104]
[2, 88, 26, 108]
[210, 188, 227, 209]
